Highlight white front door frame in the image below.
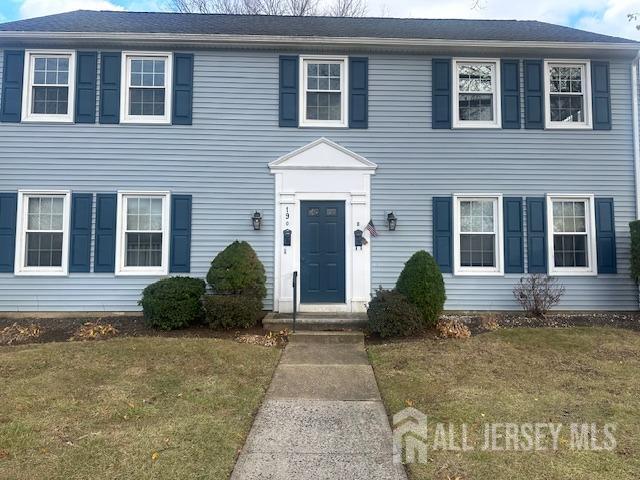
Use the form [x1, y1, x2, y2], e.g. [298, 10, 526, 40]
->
[269, 138, 377, 313]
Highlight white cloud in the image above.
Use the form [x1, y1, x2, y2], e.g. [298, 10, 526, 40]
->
[19, 0, 125, 19]
[367, 0, 640, 40]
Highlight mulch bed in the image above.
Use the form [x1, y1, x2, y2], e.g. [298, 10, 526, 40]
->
[0, 313, 284, 347]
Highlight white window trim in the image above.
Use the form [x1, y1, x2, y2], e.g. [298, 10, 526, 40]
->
[21, 50, 76, 123]
[453, 193, 504, 276]
[546, 194, 597, 276]
[115, 191, 171, 276]
[452, 58, 502, 129]
[120, 51, 173, 125]
[299, 55, 349, 128]
[14, 190, 71, 276]
[544, 59, 593, 130]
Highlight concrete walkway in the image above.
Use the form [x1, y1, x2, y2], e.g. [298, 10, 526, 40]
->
[230, 332, 407, 480]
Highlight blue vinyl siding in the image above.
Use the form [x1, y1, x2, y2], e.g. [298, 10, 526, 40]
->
[0, 50, 637, 311]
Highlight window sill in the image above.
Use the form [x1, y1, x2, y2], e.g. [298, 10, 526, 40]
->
[548, 269, 597, 277]
[120, 119, 172, 125]
[298, 123, 348, 129]
[115, 269, 168, 277]
[452, 123, 501, 129]
[454, 269, 505, 277]
[14, 269, 68, 276]
[21, 117, 74, 124]
[544, 123, 593, 130]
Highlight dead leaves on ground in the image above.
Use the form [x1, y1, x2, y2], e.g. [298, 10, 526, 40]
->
[0, 323, 41, 345]
[235, 330, 288, 347]
[436, 319, 471, 339]
[70, 322, 118, 341]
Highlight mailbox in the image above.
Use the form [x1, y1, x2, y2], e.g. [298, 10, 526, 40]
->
[283, 229, 292, 246]
[354, 229, 364, 248]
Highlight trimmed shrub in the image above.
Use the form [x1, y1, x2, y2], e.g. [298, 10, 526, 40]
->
[631, 220, 640, 284]
[207, 241, 266, 301]
[203, 294, 262, 330]
[139, 276, 206, 330]
[367, 288, 424, 338]
[396, 250, 446, 328]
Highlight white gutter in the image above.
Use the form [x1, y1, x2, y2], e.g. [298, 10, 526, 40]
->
[0, 31, 638, 51]
[633, 54, 640, 219]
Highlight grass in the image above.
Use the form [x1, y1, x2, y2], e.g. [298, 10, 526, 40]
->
[0, 337, 281, 480]
[368, 327, 640, 480]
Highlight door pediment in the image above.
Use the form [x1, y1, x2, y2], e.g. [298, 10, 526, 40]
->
[269, 138, 377, 172]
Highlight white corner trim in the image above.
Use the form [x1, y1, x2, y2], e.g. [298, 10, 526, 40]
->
[114, 190, 171, 276]
[545, 193, 598, 276]
[452, 58, 502, 129]
[631, 56, 640, 219]
[269, 137, 377, 172]
[298, 55, 349, 128]
[14, 189, 71, 276]
[21, 50, 76, 124]
[119, 51, 173, 125]
[543, 59, 593, 130]
[452, 193, 504, 276]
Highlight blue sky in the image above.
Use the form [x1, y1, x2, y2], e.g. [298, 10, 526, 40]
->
[2, 0, 640, 40]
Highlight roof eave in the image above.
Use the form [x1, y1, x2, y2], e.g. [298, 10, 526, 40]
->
[0, 31, 637, 54]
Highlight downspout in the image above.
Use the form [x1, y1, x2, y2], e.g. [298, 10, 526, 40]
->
[632, 53, 640, 218]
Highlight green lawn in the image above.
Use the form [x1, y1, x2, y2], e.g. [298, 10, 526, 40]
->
[0, 337, 281, 480]
[368, 327, 640, 480]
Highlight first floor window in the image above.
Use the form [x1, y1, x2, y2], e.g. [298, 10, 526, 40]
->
[454, 195, 503, 275]
[544, 61, 592, 129]
[22, 51, 75, 122]
[453, 59, 500, 128]
[15, 191, 70, 275]
[116, 192, 170, 275]
[300, 56, 347, 127]
[121, 52, 172, 124]
[547, 195, 596, 275]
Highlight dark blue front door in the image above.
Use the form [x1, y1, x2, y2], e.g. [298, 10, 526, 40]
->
[300, 201, 346, 303]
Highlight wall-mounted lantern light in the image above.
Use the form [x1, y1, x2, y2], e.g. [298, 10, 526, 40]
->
[252, 211, 262, 230]
[387, 212, 397, 231]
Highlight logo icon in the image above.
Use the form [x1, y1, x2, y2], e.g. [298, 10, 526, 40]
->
[392, 408, 429, 464]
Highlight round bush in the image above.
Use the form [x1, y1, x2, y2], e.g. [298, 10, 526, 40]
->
[203, 294, 262, 330]
[367, 288, 424, 338]
[395, 250, 446, 327]
[207, 241, 266, 301]
[139, 276, 206, 330]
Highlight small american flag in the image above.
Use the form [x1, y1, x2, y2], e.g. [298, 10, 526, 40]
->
[365, 220, 378, 237]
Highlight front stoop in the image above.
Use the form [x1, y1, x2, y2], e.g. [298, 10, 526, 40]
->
[262, 313, 367, 332]
[230, 331, 407, 480]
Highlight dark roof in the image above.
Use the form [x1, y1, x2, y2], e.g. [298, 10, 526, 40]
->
[0, 10, 636, 44]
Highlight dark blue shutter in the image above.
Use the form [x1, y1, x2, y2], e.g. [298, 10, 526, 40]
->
[94, 194, 117, 272]
[1, 50, 24, 123]
[99, 52, 121, 124]
[69, 193, 93, 272]
[432, 58, 452, 129]
[591, 61, 611, 130]
[279, 55, 298, 127]
[524, 60, 544, 129]
[172, 53, 194, 125]
[433, 196, 452, 273]
[75, 51, 97, 124]
[501, 60, 521, 129]
[0, 193, 17, 272]
[503, 197, 524, 273]
[595, 198, 617, 273]
[526, 197, 547, 273]
[349, 57, 368, 129]
[170, 194, 192, 273]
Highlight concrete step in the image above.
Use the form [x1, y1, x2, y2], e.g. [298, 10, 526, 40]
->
[288, 331, 364, 345]
[263, 313, 367, 332]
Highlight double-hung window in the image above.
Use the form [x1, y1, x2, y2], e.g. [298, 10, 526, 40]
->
[453, 59, 501, 128]
[115, 192, 170, 275]
[15, 191, 71, 275]
[300, 56, 348, 127]
[453, 195, 504, 275]
[22, 50, 76, 122]
[544, 60, 592, 129]
[121, 52, 172, 124]
[547, 195, 597, 275]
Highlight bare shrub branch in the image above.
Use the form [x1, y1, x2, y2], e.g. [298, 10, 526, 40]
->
[168, 0, 365, 16]
[513, 274, 565, 317]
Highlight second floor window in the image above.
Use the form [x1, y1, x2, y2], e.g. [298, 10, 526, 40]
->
[121, 52, 172, 124]
[544, 61, 592, 129]
[22, 51, 76, 122]
[453, 59, 500, 128]
[300, 56, 347, 127]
